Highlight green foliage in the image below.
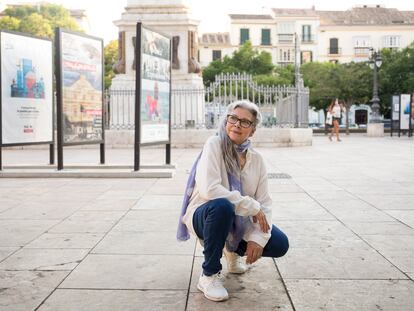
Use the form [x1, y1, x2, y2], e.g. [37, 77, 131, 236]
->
[202, 41, 274, 86]
[1, 4, 81, 38]
[301, 61, 340, 111]
[0, 16, 20, 31]
[337, 61, 372, 107]
[19, 13, 52, 38]
[379, 44, 414, 115]
[104, 40, 118, 89]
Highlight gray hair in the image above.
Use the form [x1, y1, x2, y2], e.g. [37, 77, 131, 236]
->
[218, 100, 262, 175]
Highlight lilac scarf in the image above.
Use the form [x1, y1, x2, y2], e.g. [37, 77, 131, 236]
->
[176, 140, 251, 252]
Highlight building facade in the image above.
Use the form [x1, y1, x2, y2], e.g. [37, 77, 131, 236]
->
[199, 5, 414, 66]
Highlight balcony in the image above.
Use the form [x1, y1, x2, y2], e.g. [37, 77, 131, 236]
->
[278, 34, 294, 44]
[354, 47, 371, 57]
[327, 47, 342, 56]
[301, 35, 315, 43]
[277, 60, 294, 67]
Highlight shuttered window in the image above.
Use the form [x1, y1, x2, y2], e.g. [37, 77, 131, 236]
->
[240, 28, 249, 45]
[261, 29, 271, 45]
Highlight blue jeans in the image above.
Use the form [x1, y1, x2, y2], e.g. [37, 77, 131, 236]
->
[193, 198, 289, 276]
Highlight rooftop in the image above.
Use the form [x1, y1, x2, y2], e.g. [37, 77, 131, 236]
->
[200, 32, 230, 45]
[229, 14, 273, 20]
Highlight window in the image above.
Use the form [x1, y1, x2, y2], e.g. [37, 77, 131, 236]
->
[212, 50, 222, 61]
[279, 48, 294, 62]
[302, 25, 312, 42]
[240, 28, 249, 45]
[301, 51, 313, 64]
[353, 36, 371, 47]
[329, 38, 339, 54]
[261, 29, 271, 45]
[383, 35, 400, 48]
[278, 22, 295, 34]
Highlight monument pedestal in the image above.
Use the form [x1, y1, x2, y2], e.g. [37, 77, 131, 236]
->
[110, 0, 205, 129]
[367, 123, 384, 137]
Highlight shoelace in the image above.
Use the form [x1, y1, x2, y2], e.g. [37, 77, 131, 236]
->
[211, 272, 224, 287]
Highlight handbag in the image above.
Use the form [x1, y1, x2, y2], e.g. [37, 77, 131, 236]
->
[326, 112, 333, 125]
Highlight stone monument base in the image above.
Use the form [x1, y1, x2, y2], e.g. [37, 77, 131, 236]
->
[367, 123, 384, 137]
[104, 128, 313, 148]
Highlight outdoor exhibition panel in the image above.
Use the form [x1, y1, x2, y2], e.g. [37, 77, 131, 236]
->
[55, 28, 105, 169]
[134, 22, 171, 170]
[0, 30, 54, 168]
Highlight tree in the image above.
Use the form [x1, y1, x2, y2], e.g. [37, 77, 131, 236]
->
[202, 41, 273, 86]
[254, 65, 294, 86]
[301, 61, 340, 111]
[1, 4, 81, 38]
[337, 61, 371, 132]
[0, 16, 20, 31]
[19, 13, 52, 38]
[379, 44, 414, 117]
[104, 40, 118, 89]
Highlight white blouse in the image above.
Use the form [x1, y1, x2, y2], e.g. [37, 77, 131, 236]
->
[332, 104, 342, 118]
[182, 135, 272, 247]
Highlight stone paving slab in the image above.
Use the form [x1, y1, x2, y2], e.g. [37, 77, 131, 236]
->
[60, 254, 194, 290]
[285, 279, 414, 311]
[0, 248, 89, 271]
[37, 289, 187, 311]
[0, 247, 19, 261]
[0, 270, 69, 311]
[385, 210, 414, 227]
[92, 231, 195, 255]
[0, 220, 60, 247]
[24, 233, 105, 249]
[276, 246, 407, 280]
[1, 136, 414, 310]
[111, 210, 180, 232]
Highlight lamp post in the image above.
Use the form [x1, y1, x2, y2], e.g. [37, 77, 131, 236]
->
[369, 48, 382, 123]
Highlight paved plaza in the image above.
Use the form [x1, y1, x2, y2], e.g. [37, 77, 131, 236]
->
[0, 135, 413, 310]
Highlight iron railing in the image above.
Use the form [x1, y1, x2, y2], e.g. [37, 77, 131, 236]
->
[105, 73, 309, 130]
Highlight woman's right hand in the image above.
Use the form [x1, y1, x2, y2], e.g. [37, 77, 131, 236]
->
[252, 210, 270, 233]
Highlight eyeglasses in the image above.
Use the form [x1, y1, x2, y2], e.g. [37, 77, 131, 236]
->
[226, 114, 254, 128]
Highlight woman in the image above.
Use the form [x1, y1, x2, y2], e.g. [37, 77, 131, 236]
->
[328, 98, 345, 141]
[177, 100, 289, 302]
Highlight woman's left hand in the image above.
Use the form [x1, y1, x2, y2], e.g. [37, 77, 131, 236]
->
[253, 210, 270, 233]
[245, 241, 263, 264]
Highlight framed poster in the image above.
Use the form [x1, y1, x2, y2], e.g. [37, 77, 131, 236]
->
[391, 95, 399, 121]
[137, 24, 171, 145]
[57, 29, 104, 145]
[411, 93, 414, 131]
[0, 31, 53, 146]
[400, 94, 411, 130]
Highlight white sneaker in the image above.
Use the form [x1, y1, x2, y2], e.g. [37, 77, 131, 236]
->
[223, 247, 247, 274]
[197, 272, 229, 301]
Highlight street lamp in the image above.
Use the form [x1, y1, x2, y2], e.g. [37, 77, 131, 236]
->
[369, 48, 382, 123]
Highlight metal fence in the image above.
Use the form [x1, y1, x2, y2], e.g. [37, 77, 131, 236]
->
[105, 73, 309, 130]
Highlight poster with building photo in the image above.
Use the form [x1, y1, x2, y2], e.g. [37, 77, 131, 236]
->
[60, 30, 103, 144]
[0, 31, 53, 145]
[400, 94, 411, 130]
[140, 26, 171, 144]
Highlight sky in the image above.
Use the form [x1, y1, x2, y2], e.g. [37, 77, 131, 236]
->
[3, 0, 414, 44]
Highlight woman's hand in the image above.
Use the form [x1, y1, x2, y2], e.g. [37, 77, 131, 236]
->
[246, 241, 263, 264]
[252, 209, 270, 233]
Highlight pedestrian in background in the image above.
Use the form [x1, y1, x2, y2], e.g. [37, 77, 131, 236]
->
[328, 98, 346, 142]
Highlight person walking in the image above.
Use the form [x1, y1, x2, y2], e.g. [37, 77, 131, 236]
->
[177, 100, 289, 302]
[328, 98, 346, 141]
